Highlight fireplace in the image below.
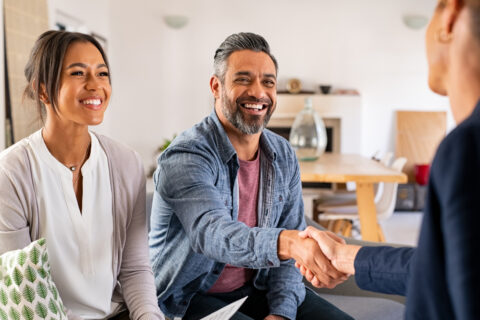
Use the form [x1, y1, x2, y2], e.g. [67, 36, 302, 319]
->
[270, 94, 362, 154]
[268, 118, 341, 154]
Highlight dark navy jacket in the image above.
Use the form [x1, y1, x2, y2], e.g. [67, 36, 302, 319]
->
[354, 100, 480, 319]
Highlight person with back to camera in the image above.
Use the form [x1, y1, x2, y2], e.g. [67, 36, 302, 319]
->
[0, 30, 164, 320]
[296, 0, 480, 318]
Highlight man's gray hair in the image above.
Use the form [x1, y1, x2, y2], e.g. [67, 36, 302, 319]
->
[213, 32, 278, 83]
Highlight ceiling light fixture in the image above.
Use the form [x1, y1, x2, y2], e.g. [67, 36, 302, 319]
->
[163, 15, 189, 29]
[402, 14, 429, 30]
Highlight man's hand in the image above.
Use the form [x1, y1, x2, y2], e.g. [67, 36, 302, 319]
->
[264, 315, 286, 320]
[278, 230, 348, 288]
[295, 226, 361, 287]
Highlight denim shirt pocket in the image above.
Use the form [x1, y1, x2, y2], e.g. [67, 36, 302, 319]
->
[266, 187, 288, 227]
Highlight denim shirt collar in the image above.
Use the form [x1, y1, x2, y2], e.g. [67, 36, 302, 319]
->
[209, 110, 277, 163]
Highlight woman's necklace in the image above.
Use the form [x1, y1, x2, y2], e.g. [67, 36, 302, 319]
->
[67, 144, 91, 185]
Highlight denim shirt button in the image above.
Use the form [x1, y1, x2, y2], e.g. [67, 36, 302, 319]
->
[279, 195, 283, 201]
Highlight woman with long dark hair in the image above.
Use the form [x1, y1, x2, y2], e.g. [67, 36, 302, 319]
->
[0, 31, 164, 320]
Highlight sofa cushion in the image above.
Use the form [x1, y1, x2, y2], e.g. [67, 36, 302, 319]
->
[0, 239, 67, 320]
[318, 293, 405, 320]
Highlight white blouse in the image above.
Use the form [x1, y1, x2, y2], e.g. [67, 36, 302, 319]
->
[26, 130, 116, 319]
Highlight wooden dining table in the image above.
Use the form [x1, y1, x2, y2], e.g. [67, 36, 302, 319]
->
[299, 154, 408, 242]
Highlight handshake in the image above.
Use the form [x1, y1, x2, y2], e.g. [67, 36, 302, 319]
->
[278, 227, 361, 289]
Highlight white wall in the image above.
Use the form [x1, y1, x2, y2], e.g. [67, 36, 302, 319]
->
[106, 0, 451, 170]
[40, 0, 452, 169]
[47, 0, 109, 37]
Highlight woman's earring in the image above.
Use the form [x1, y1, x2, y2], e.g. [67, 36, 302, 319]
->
[435, 29, 452, 43]
[40, 94, 50, 104]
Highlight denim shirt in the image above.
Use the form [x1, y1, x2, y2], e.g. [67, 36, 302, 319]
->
[149, 111, 306, 320]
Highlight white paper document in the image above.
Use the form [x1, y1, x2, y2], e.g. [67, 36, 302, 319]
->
[200, 296, 248, 320]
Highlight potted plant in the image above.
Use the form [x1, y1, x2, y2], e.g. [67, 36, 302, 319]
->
[148, 135, 176, 177]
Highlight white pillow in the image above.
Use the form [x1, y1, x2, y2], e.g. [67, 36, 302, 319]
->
[0, 239, 67, 320]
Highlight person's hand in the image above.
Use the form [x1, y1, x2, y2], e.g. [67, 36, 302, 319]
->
[278, 230, 348, 288]
[298, 227, 346, 261]
[264, 314, 286, 320]
[295, 226, 361, 287]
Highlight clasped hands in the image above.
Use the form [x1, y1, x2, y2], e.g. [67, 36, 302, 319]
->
[279, 226, 360, 289]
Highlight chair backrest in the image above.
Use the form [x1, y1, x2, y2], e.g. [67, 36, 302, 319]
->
[375, 157, 407, 220]
[374, 151, 394, 202]
[380, 152, 393, 166]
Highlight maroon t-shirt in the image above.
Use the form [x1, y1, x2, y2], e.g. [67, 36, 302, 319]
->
[208, 152, 260, 293]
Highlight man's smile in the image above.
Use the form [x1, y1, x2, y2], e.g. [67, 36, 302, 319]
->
[241, 103, 265, 110]
[237, 97, 272, 114]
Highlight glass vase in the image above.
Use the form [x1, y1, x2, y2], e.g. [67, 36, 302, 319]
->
[289, 97, 327, 161]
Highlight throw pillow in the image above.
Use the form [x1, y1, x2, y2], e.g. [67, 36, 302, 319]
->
[0, 238, 67, 320]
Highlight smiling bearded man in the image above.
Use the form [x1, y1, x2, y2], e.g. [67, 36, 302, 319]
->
[219, 82, 275, 134]
[149, 32, 352, 320]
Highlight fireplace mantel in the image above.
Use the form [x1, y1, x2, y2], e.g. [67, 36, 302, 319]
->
[269, 93, 362, 154]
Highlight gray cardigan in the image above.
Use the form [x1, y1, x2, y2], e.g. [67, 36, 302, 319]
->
[0, 133, 163, 320]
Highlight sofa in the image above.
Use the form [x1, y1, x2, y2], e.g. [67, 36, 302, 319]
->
[146, 192, 406, 320]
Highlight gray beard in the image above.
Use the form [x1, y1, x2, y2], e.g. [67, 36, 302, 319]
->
[220, 90, 273, 135]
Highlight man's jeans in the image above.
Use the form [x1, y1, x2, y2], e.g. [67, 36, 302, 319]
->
[183, 284, 354, 320]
